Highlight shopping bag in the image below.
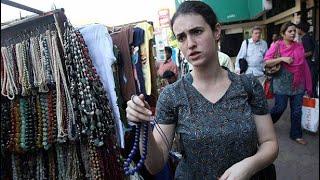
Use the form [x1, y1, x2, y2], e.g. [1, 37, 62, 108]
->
[264, 79, 273, 99]
[301, 97, 319, 133]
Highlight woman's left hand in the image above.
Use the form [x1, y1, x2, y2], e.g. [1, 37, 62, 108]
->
[219, 158, 254, 180]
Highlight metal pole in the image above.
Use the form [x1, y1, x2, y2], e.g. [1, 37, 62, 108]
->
[1, 0, 44, 14]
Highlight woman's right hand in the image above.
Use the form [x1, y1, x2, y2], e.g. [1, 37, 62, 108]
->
[282, 57, 293, 64]
[126, 94, 153, 123]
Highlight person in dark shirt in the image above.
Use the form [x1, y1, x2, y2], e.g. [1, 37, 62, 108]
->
[297, 21, 318, 97]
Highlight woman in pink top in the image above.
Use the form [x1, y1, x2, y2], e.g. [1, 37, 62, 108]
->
[264, 22, 312, 145]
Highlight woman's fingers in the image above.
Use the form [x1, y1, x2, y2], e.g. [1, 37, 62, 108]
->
[126, 109, 152, 122]
[132, 94, 146, 107]
[127, 100, 152, 116]
[126, 94, 153, 123]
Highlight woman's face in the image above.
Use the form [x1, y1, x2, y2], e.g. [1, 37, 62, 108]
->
[282, 25, 296, 42]
[172, 14, 220, 68]
[272, 34, 278, 41]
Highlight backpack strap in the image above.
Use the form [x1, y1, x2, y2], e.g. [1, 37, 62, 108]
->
[245, 39, 249, 57]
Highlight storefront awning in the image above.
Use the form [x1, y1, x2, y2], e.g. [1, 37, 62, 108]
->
[175, 0, 272, 23]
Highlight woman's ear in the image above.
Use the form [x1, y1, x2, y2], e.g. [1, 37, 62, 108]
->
[214, 23, 222, 41]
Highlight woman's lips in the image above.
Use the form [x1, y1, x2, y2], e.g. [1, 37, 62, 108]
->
[189, 52, 201, 60]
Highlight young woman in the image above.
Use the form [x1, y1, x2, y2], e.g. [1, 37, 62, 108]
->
[264, 22, 313, 145]
[126, 1, 278, 179]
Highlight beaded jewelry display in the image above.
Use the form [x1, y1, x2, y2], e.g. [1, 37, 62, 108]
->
[63, 24, 115, 146]
[1, 22, 124, 179]
[0, 97, 11, 154]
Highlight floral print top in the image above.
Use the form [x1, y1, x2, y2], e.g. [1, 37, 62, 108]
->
[156, 70, 269, 179]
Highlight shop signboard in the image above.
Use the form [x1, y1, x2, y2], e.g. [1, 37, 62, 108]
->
[158, 8, 171, 27]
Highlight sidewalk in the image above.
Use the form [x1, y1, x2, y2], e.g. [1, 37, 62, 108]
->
[269, 100, 319, 180]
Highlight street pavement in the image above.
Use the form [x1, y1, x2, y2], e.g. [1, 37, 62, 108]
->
[268, 100, 319, 180]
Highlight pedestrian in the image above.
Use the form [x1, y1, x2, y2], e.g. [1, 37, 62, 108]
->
[126, 1, 278, 179]
[264, 22, 313, 145]
[157, 46, 179, 78]
[296, 21, 319, 98]
[270, 33, 279, 47]
[235, 26, 268, 84]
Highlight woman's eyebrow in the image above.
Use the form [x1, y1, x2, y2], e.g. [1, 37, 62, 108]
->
[176, 26, 203, 37]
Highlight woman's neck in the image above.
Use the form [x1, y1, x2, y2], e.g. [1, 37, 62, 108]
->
[283, 39, 294, 46]
[191, 59, 224, 84]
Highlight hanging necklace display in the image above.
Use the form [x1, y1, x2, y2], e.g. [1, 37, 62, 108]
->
[1, 17, 124, 179]
[0, 97, 11, 154]
[1, 46, 18, 100]
[63, 23, 115, 146]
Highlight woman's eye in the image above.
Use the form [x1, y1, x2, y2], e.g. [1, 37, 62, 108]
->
[177, 36, 186, 42]
[194, 30, 203, 35]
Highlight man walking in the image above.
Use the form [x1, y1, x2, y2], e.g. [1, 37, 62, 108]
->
[235, 26, 268, 84]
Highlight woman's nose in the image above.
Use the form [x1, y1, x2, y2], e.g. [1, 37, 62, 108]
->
[187, 36, 196, 49]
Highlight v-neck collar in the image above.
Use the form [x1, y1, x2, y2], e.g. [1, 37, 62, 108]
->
[183, 68, 234, 105]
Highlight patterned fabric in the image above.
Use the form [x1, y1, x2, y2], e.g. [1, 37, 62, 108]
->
[156, 70, 269, 179]
[272, 67, 305, 95]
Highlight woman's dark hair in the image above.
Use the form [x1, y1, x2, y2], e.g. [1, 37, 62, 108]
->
[280, 22, 296, 35]
[162, 70, 175, 79]
[165, 46, 172, 56]
[170, 1, 218, 33]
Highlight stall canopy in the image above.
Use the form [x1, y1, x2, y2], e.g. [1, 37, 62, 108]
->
[175, 0, 272, 23]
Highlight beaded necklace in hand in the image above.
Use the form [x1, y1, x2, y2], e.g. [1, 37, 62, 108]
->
[123, 123, 149, 175]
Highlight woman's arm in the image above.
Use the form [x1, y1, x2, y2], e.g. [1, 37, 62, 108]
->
[143, 124, 175, 174]
[264, 57, 283, 67]
[264, 57, 293, 67]
[247, 114, 279, 175]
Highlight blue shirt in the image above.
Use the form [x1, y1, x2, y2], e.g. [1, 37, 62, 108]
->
[235, 38, 268, 76]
